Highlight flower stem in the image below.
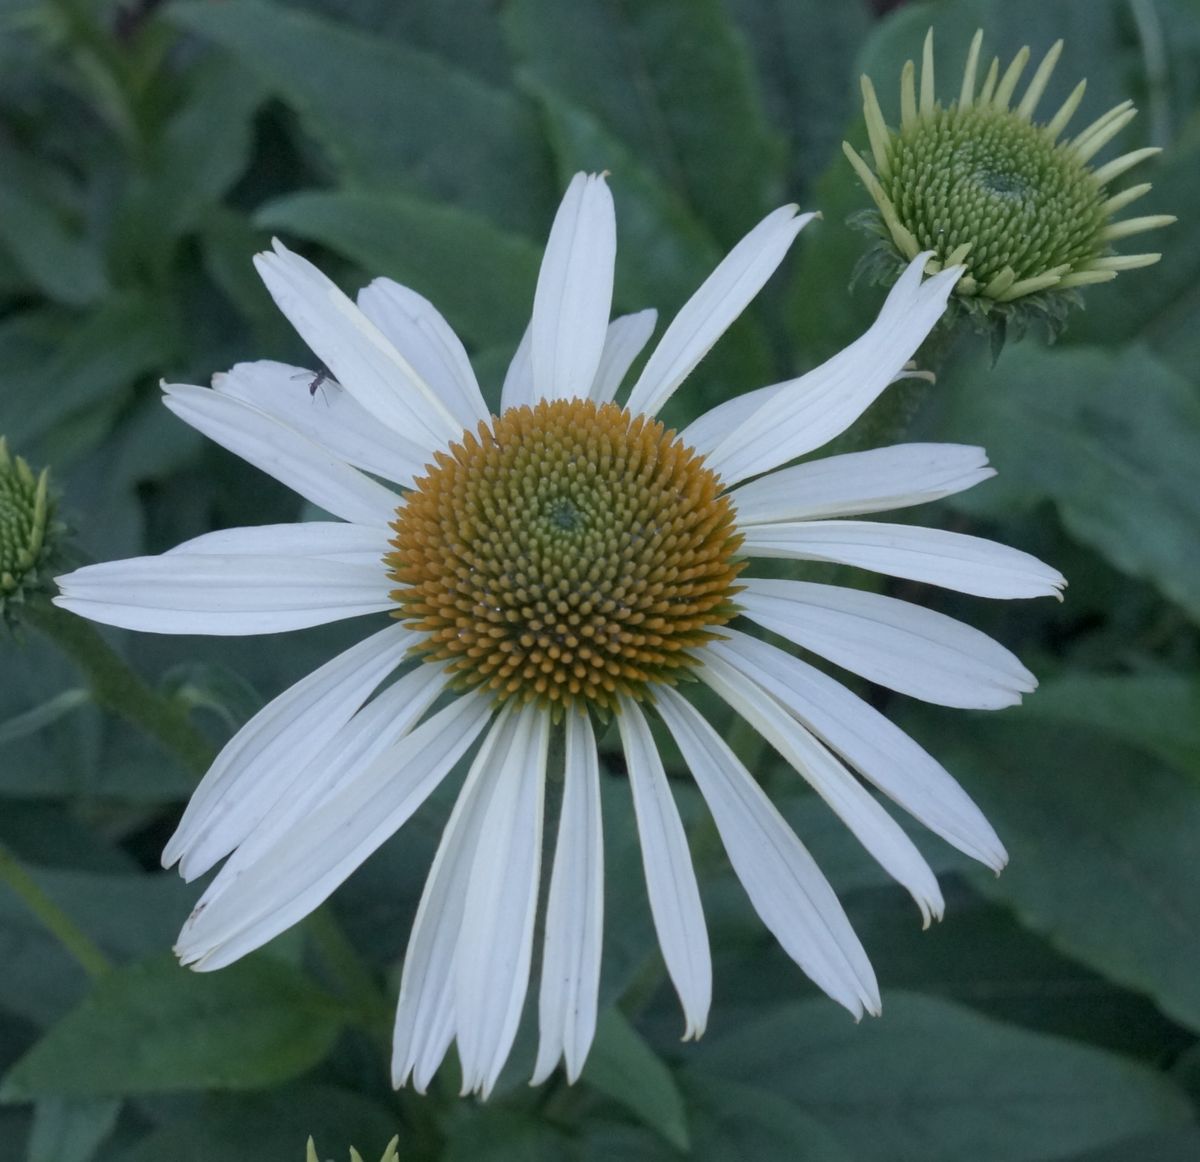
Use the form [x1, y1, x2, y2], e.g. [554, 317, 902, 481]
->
[0, 842, 111, 977]
[843, 317, 962, 453]
[24, 598, 213, 778]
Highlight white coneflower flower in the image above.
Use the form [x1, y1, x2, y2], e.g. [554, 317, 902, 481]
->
[844, 29, 1174, 334]
[54, 172, 1063, 1097]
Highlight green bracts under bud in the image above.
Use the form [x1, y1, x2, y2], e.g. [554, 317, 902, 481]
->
[844, 28, 1175, 338]
[0, 438, 59, 621]
[306, 1136, 399, 1162]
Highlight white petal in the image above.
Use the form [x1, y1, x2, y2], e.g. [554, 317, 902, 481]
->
[196, 662, 450, 912]
[625, 207, 814, 417]
[681, 380, 784, 457]
[590, 310, 658, 403]
[729, 444, 995, 524]
[740, 579, 1037, 709]
[163, 383, 400, 526]
[685, 369, 933, 459]
[254, 240, 460, 448]
[616, 697, 711, 1039]
[656, 687, 880, 1018]
[177, 691, 492, 971]
[213, 360, 427, 488]
[455, 704, 550, 1097]
[705, 256, 959, 484]
[533, 712, 604, 1084]
[532, 173, 616, 402]
[54, 554, 393, 636]
[163, 622, 415, 878]
[393, 710, 514, 1091]
[698, 652, 944, 926]
[500, 320, 534, 412]
[740, 521, 1066, 599]
[356, 279, 489, 429]
[710, 630, 1007, 869]
[167, 521, 387, 567]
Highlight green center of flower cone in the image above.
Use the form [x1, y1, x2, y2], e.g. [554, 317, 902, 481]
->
[0, 441, 48, 595]
[386, 398, 744, 715]
[886, 103, 1107, 289]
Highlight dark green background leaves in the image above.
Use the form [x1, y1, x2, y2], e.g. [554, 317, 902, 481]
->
[2, 0, 1199, 1158]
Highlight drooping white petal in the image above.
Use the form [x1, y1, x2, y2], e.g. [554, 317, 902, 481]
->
[356, 279, 489, 429]
[163, 384, 400, 526]
[53, 554, 393, 636]
[680, 379, 785, 457]
[164, 624, 424, 873]
[589, 310, 658, 403]
[729, 444, 995, 524]
[705, 256, 959, 484]
[625, 207, 814, 417]
[195, 663, 450, 912]
[655, 687, 880, 1018]
[500, 321, 534, 412]
[616, 697, 711, 1039]
[176, 691, 492, 971]
[740, 579, 1037, 709]
[710, 630, 1006, 869]
[166, 521, 387, 567]
[683, 367, 934, 460]
[455, 704, 550, 1097]
[698, 652, 944, 926]
[393, 709, 514, 1091]
[533, 712, 604, 1084]
[740, 521, 1066, 599]
[531, 173, 616, 402]
[254, 239, 460, 448]
[213, 361, 428, 488]
[163, 622, 416, 878]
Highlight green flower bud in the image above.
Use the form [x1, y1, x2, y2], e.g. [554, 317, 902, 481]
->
[844, 29, 1175, 340]
[305, 1136, 399, 1162]
[0, 438, 60, 623]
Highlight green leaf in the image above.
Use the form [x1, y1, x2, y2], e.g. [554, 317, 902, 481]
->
[900, 707, 1200, 1035]
[0, 297, 170, 463]
[108, 1084, 400, 1162]
[0, 872, 192, 1026]
[689, 992, 1192, 1162]
[1020, 673, 1200, 782]
[936, 343, 1200, 623]
[681, 1072, 853, 1161]
[1069, 139, 1200, 378]
[0, 954, 345, 1099]
[162, 661, 264, 734]
[1059, 1128, 1200, 1161]
[116, 51, 267, 271]
[581, 1008, 689, 1151]
[0, 689, 90, 747]
[0, 141, 108, 308]
[443, 1108, 573, 1162]
[27, 1096, 120, 1162]
[505, 0, 784, 246]
[169, 0, 553, 235]
[256, 189, 542, 353]
[724, 0, 871, 193]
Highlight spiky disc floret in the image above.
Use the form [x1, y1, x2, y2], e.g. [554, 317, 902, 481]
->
[0, 438, 59, 623]
[386, 399, 744, 716]
[844, 28, 1174, 335]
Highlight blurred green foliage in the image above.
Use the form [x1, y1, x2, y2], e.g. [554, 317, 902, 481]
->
[1, 0, 1199, 1158]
